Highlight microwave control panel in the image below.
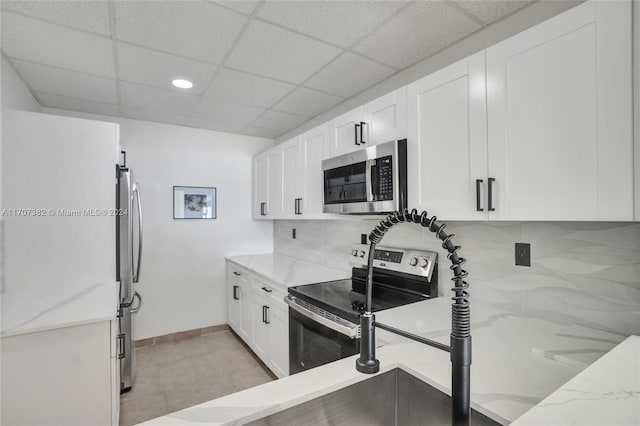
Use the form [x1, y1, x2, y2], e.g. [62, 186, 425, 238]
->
[374, 155, 393, 201]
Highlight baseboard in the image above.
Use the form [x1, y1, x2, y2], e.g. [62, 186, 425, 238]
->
[135, 324, 230, 348]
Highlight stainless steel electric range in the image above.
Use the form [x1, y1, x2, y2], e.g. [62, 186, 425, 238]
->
[285, 245, 438, 374]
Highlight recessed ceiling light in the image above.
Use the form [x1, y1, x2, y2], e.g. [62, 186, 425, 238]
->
[172, 79, 193, 89]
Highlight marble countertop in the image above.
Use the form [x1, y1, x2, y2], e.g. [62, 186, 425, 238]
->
[139, 294, 630, 426]
[0, 280, 119, 338]
[512, 335, 640, 426]
[226, 253, 348, 288]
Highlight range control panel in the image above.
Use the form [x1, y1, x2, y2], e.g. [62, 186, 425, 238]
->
[349, 244, 437, 281]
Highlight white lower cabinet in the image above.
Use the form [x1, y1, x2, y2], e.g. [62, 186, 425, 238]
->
[227, 261, 289, 378]
[227, 263, 252, 342]
[1, 321, 119, 426]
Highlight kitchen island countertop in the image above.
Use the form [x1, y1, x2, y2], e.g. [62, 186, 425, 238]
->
[0, 280, 119, 338]
[138, 293, 634, 426]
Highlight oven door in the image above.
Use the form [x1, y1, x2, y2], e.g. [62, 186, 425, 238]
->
[288, 307, 359, 375]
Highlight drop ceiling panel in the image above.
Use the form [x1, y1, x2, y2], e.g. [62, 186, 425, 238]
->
[226, 20, 341, 84]
[205, 68, 295, 108]
[452, 0, 534, 25]
[191, 98, 266, 125]
[114, 1, 247, 63]
[119, 106, 188, 127]
[305, 52, 396, 98]
[274, 87, 344, 117]
[37, 93, 120, 117]
[185, 116, 246, 134]
[13, 60, 117, 104]
[118, 43, 217, 94]
[1, 0, 111, 35]
[250, 110, 309, 132]
[1, 11, 115, 78]
[257, 1, 407, 48]
[1, 1, 540, 139]
[242, 125, 281, 139]
[119, 82, 200, 116]
[214, 0, 259, 15]
[353, 2, 482, 69]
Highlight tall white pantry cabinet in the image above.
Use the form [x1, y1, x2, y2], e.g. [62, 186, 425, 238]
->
[1, 111, 121, 426]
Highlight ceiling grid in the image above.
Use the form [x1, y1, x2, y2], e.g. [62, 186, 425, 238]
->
[0, 0, 534, 138]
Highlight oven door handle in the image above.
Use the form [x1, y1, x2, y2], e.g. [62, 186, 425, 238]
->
[285, 296, 360, 339]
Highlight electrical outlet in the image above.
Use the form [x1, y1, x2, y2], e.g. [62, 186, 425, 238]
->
[515, 243, 531, 267]
[361, 234, 367, 245]
[292, 228, 296, 239]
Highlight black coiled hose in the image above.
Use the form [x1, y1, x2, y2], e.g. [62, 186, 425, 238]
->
[368, 208, 470, 339]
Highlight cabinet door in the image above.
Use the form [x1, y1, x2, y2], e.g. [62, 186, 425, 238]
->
[253, 153, 269, 219]
[330, 107, 363, 156]
[227, 265, 242, 333]
[239, 281, 252, 343]
[251, 292, 269, 360]
[486, 0, 632, 221]
[265, 148, 284, 218]
[281, 138, 299, 218]
[362, 88, 407, 146]
[298, 124, 330, 218]
[407, 52, 488, 220]
[268, 298, 289, 378]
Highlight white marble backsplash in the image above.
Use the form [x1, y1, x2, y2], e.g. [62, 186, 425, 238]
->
[274, 219, 640, 337]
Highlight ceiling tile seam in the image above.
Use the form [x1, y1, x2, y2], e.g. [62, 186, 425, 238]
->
[184, 0, 265, 121]
[249, 15, 402, 72]
[246, 15, 400, 71]
[117, 78, 205, 96]
[444, 0, 489, 26]
[107, 0, 122, 114]
[4, 56, 118, 83]
[283, 1, 420, 94]
[1, 52, 44, 107]
[33, 90, 118, 107]
[1, 9, 111, 40]
[202, 0, 254, 18]
[115, 40, 220, 67]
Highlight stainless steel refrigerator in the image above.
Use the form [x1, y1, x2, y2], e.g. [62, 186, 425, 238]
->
[117, 153, 143, 392]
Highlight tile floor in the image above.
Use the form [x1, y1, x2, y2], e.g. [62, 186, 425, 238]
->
[120, 327, 276, 426]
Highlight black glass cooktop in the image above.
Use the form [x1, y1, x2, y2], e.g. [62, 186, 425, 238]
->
[288, 278, 428, 324]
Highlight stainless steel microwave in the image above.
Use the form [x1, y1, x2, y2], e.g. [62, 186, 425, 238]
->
[322, 139, 407, 214]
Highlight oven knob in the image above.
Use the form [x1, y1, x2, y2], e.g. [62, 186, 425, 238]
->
[352, 249, 358, 256]
[420, 257, 429, 268]
[409, 257, 418, 266]
[359, 250, 366, 258]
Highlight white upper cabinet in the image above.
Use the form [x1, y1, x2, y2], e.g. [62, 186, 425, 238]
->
[486, 0, 632, 221]
[362, 88, 407, 146]
[253, 152, 269, 219]
[407, 52, 488, 220]
[329, 88, 407, 157]
[266, 147, 284, 218]
[330, 106, 364, 157]
[297, 123, 331, 218]
[281, 137, 300, 218]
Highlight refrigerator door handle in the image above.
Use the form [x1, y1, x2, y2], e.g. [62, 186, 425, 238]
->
[132, 182, 143, 283]
[130, 291, 142, 314]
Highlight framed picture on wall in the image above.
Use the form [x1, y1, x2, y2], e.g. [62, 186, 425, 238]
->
[173, 186, 216, 219]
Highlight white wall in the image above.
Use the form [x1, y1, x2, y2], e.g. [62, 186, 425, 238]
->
[1, 53, 42, 294]
[44, 108, 274, 339]
[1, 54, 40, 112]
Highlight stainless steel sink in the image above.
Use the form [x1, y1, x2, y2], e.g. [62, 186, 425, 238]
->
[246, 368, 500, 426]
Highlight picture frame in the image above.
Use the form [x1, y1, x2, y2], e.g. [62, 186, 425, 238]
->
[173, 186, 216, 219]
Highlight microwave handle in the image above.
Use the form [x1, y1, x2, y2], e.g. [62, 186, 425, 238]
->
[366, 159, 377, 202]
